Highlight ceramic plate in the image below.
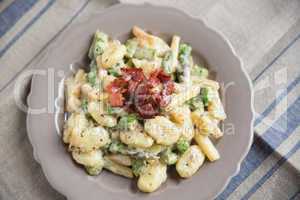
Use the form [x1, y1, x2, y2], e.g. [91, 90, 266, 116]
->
[27, 3, 254, 200]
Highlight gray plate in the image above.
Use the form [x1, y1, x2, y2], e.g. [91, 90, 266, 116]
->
[26, 3, 254, 200]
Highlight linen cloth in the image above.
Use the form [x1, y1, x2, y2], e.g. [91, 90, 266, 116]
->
[0, 0, 299, 199]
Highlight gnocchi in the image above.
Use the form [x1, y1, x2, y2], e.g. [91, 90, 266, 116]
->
[144, 116, 181, 145]
[63, 26, 226, 192]
[101, 40, 126, 69]
[120, 130, 154, 148]
[88, 101, 117, 127]
[69, 126, 111, 153]
[176, 145, 205, 178]
[137, 160, 167, 192]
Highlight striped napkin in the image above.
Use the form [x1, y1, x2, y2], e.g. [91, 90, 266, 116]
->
[0, 0, 299, 199]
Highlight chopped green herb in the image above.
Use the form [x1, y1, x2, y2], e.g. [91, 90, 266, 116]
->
[88, 31, 108, 60]
[81, 98, 88, 112]
[200, 88, 209, 107]
[109, 140, 125, 154]
[132, 159, 146, 177]
[160, 148, 178, 165]
[176, 137, 190, 154]
[186, 94, 204, 112]
[117, 114, 138, 131]
[107, 68, 120, 77]
[178, 43, 192, 66]
[93, 41, 106, 57]
[87, 70, 97, 87]
[87, 61, 98, 87]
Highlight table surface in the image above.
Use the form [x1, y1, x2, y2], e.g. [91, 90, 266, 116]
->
[0, 0, 299, 200]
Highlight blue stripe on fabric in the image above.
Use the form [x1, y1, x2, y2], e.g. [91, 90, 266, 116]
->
[0, 0, 91, 93]
[0, 0, 56, 57]
[241, 141, 300, 200]
[289, 190, 300, 200]
[254, 75, 300, 126]
[217, 97, 300, 200]
[0, 0, 38, 37]
[253, 33, 300, 83]
[216, 136, 273, 200]
[261, 96, 300, 149]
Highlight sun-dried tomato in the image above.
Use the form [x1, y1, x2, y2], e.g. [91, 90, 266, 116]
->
[108, 92, 124, 107]
[136, 103, 159, 119]
[121, 68, 145, 82]
[106, 67, 175, 118]
[105, 78, 127, 93]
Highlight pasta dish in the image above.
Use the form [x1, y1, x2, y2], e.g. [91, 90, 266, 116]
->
[63, 26, 226, 193]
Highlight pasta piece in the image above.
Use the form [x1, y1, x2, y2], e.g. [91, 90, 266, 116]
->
[63, 114, 76, 144]
[133, 47, 156, 60]
[63, 113, 89, 144]
[176, 145, 205, 178]
[66, 96, 81, 113]
[65, 70, 86, 97]
[88, 31, 109, 60]
[194, 133, 220, 162]
[169, 105, 194, 141]
[101, 40, 126, 69]
[106, 154, 132, 166]
[144, 116, 181, 145]
[165, 84, 201, 112]
[81, 83, 93, 97]
[191, 78, 220, 90]
[132, 26, 169, 56]
[120, 130, 154, 148]
[73, 150, 104, 175]
[191, 112, 215, 135]
[207, 89, 226, 120]
[72, 150, 104, 168]
[192, 111, 224, 139]
[65, 76, 82, 112]
[210, 123, 224, 139]
[173, 83, 186, 93]
[74, 69, 87, 84]
[104, 156, 133, 178]
[169, 107, 185, 125]
[88, 101, 105, 115]
[81, 83, 106, 101]
[125, 38, 139, 57]
[180, 117, 194, 141]
[170, 35, 180, 71]
[69, 126, 110, 152]
[137, 160, 167, 192]
[88, 101, 117, 127]
[88, 90, 100, 102]
[132, 58, 161, 77]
